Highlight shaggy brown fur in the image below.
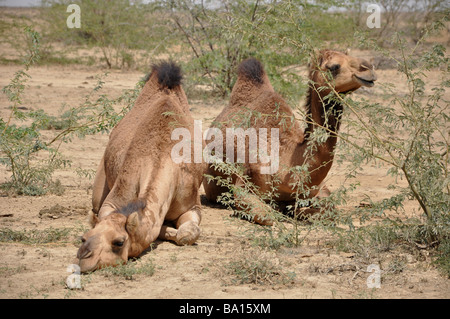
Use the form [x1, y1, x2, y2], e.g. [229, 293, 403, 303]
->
[203, 51, 377, 224]
[76, 61, 205, 272]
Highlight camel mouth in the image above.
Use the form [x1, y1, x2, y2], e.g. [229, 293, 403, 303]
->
[77, 256, 101, 273]
[76, 259, 96, 273]
[354, 75, 375, 87]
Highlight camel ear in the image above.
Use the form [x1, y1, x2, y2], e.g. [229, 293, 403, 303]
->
[126, 212, 140, 234]
[89, 211, 99, 227]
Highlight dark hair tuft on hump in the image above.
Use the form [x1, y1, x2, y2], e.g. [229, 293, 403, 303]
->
[237, 58, 265, 84]
[150, 60, 183, 89]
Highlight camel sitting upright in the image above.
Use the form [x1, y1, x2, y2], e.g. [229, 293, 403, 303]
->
[203, 50, 377, 224]
[76, 61, 205, 273]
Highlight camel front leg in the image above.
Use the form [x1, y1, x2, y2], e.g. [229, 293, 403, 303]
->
[159, 205, 201, 246]
[92, 155, 110, 215]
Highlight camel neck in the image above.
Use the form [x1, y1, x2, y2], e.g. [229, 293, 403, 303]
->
[287, 86, 344, 186]
[304, 86, 343, 141]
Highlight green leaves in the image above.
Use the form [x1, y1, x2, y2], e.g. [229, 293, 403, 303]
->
[0, 28, 143, 196]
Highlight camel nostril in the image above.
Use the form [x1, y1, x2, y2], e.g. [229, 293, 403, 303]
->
[82, 250, 92, 259]
[77, 244, 92, 259]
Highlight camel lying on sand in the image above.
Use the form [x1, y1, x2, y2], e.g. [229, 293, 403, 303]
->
[76, 61, 205, 272]
[203, 50, 377, 224]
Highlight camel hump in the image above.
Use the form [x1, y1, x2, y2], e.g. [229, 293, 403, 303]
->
[237, 58, 265, 84]
[151, 60, 183, 89]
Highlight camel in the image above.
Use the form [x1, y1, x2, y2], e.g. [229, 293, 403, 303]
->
[76, 61, 205, 272]
[203, 50, 377, 224]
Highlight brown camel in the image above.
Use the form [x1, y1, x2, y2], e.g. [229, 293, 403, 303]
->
[76, 61, 205, 272]
[203, 50, 377, 224]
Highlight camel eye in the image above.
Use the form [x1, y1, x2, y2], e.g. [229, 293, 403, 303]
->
[328, 64, 340, 76]
[112, 239, 124, 247]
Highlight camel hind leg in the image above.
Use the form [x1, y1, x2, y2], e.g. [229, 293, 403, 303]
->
[159, 205, 201, 246]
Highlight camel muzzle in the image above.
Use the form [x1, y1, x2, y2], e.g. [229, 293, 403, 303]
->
[354, 74, 376, 87]
[77, 236, 97, 260]
[77, 244, 92, 260]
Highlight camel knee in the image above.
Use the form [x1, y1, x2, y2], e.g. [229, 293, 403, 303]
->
[159, 222, 200, 246]
[317, 184, 331, 199]
[159, 207, 202, 245]
[175, 207, 201, 245]
[175, 206, 201, 228]
[159, 224, 178, 242]
[176, 221, 201, 246]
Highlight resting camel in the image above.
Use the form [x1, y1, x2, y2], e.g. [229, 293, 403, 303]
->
[203, 50, 377, 224]
[76, 61, 205, 272]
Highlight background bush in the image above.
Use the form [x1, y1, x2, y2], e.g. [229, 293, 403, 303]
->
[0, 0, 448, 275]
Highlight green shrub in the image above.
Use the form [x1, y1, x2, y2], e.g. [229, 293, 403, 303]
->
[205, 10, 449, 275]
[0, 27, 143, 196]
[223, 248, 295, 285]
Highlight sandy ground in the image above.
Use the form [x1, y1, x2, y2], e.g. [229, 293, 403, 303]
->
[0, 7, 449, 298]
[0, 62, 448, 299]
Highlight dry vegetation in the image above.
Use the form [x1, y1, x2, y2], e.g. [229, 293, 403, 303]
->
[0, 2, 448, 299]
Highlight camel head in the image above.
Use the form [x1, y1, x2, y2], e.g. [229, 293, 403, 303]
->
[310, 50, 377, 94]
[76, 200, 146, 273]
